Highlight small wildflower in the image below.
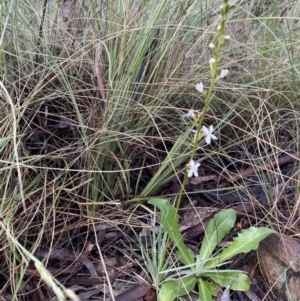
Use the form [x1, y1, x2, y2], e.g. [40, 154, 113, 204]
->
[209, 58, 216, 64]
[224, 35, 230, 40]
[209, 43, 215, 49]
[187, 160, 200, 178]
[195, 82, 204, 93]
[202, 125, 218, 145]
[184, 109, 199, 118]
[220, 69, 229, 78]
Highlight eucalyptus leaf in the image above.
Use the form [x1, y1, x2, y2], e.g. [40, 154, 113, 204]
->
[148, 198, 194, 265]
[205, 227, 275, 267]
[199, 209, 236, 259]
[159, 276, 197, 301]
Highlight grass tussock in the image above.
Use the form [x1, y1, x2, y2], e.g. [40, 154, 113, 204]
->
[0, 0, 300, 300]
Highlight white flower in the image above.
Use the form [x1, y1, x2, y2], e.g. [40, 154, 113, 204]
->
[195, 82, 204, 93]
[209, 58, 216, 64]
[202, 125, 217, 145]
[184, 109, 199, 118]
[220, 69, 229, 78]
[188, 160, 200, 178]
[224, 35, 230, 40]
[209, 43, 215, 49]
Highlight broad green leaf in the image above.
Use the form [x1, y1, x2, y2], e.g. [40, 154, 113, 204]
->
[199, 209, 236, 259]
[148, 198, 194, 265]
[159, 276, 197, 301]
[198, 278, 214, 301]
[205, 227, 275, 268]
[204, 281, 218, 297]
[202, 270, 250, 291]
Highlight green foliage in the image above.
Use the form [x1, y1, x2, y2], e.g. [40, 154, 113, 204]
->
[205, 226, 276, 268]
[148, 197, 275, 301]
[201, 270, 250, 291]
[198, 278, 216, 301]
[2, 0, 299, 298]
[199, 209, 236, 260]
[148, 198, 194, 266]
[159, 276, 197, 301]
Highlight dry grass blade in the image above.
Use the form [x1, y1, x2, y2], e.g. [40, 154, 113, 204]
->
[0, 0, 300, 300]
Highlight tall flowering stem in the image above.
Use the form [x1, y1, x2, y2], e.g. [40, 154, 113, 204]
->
[191, 0, 230, 161]
[159, 1, 231, 271]
[178, 0, 230, 208]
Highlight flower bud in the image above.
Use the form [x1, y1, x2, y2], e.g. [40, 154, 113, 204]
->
[220, 69, 229, 78]
[196, 82, 204, 93]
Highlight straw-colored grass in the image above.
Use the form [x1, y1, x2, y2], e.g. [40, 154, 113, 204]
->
[0, 0, 299, 300]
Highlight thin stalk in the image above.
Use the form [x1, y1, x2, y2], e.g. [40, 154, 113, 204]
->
[159, 0, 231, 272]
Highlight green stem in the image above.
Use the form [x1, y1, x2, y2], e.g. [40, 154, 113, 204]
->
[159, 0, 230, 272]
